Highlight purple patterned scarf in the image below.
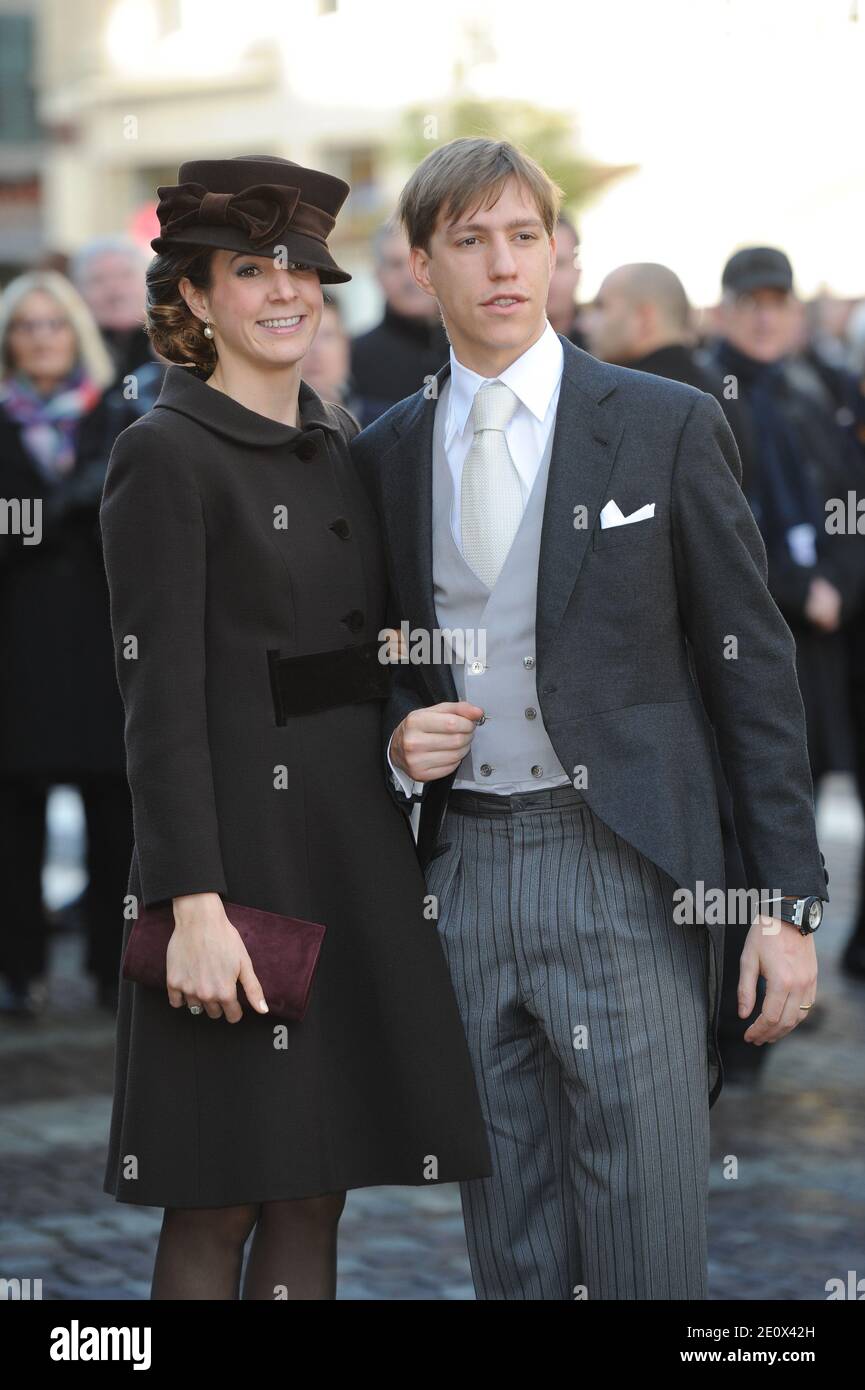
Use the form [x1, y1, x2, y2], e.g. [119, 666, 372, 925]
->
[0, 366, 102, 483]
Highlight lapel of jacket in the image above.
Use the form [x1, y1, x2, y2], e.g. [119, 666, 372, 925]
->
[379, 359, 458, 704]
[536, 337, 624, 666]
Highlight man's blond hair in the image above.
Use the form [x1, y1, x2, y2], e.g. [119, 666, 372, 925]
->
[397, 137, 563, 253]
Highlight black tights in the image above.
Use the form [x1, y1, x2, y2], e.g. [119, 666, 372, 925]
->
[151, 1192, 347, 1300]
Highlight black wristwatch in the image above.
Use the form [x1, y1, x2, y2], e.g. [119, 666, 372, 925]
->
[778, 895, 824, 934]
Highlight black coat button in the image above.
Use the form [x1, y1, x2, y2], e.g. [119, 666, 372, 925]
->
[329, 517, 351, 539]
[341, 609, 364, 633]
[295, 438, 317, 461]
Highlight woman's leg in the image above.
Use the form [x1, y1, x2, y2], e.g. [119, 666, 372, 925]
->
[240, 1192, 347, 1300]
[151, 1203, 260, 1300]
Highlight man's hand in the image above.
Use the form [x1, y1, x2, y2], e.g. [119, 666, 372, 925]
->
[804, 576, 841, 632]
[737, 914, 818, 1044]
[391, 701, 484, 782]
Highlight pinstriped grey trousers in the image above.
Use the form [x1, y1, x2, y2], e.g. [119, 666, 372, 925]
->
[425, 789, 711, 1301]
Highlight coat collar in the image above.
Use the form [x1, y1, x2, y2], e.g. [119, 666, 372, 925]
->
[376, 335, 624, 701]
[153, 363, 343, 448]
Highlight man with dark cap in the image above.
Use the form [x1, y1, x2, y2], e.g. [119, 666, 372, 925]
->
[710, 248, 865, 1050]
[712, 247, 865, 782]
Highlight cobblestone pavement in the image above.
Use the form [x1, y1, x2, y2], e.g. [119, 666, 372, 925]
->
[1, 778, 863, 1301]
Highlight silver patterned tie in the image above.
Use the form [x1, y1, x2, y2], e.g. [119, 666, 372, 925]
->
[460, 380, 523, 589]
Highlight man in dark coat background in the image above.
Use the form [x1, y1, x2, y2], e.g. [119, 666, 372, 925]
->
[709, 248, 865, 790]
[349, 222, 449, 425]
[546, 214, 587, 350]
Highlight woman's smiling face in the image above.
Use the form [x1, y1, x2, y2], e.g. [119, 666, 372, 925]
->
[181, 250, 324, 371]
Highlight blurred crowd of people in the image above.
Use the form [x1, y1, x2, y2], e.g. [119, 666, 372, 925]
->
[1, 210, 864, 1072]
[574, 238, 865, 1082]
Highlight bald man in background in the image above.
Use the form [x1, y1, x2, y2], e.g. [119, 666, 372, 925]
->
[585, 262, 754, 484]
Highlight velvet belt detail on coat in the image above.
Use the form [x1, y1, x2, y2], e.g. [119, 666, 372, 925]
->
[266, 640, 392, 723]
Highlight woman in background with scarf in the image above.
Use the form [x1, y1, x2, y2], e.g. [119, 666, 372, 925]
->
[0, 270, 133, 1015]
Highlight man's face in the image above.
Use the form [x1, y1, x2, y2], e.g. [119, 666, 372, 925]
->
[410, 177, 554, 366]
[79, 251, 146, 331]
[377, 232, 437, 319]
[546, 223, 580, 326]
[718, 287, 798, 363]
[584, 273, 642, 363]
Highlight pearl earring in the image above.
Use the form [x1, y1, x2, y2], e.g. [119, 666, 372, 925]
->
[203, 320, 214, 339]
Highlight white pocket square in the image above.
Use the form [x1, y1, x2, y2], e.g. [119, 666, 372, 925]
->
[599, 500, 656, 529]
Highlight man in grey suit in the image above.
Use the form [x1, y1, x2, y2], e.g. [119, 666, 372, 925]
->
[351, 137, 828, 1301]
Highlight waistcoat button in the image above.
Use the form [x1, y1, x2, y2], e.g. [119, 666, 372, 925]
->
[480, 763, 493, 776]
[525, 707, 537, 720]
[531, 765, 543, 777]
[523, 656, 535, 669]
[470, 660, 485, 674]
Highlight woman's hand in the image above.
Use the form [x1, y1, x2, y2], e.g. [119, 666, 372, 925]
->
[167, 892, 268, 1022]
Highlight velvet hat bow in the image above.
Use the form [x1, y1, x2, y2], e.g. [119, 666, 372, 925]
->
[155, 181, 306, 249]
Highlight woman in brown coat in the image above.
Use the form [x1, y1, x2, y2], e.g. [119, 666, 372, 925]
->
[99, 156, 490, 1299]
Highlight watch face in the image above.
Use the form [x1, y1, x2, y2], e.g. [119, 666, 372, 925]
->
[807, 899, 823, 930]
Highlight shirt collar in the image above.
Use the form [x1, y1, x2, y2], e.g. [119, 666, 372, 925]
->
[446, 319, 564, 442]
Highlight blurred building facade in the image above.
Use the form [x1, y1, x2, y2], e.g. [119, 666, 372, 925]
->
[15, 0, 443, 324]
[0, 0, 43, 274]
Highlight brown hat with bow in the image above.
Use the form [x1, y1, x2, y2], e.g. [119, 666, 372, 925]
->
[151, 155, 352, 284]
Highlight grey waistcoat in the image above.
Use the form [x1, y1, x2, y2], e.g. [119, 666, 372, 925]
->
[432, 378, 569, 791]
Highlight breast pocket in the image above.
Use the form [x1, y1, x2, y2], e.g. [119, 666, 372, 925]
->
[592, 516, 668, 551]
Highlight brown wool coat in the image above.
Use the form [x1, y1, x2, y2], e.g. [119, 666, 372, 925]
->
[99, 365, 491, 1207]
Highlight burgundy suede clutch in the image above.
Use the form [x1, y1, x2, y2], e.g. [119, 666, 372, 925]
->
[121, 898, 326, 1021]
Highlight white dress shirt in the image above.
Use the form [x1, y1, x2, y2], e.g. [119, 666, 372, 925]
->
[389, 320, 565, 799]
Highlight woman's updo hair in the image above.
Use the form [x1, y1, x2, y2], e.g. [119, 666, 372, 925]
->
[145, 247, 217, 376]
